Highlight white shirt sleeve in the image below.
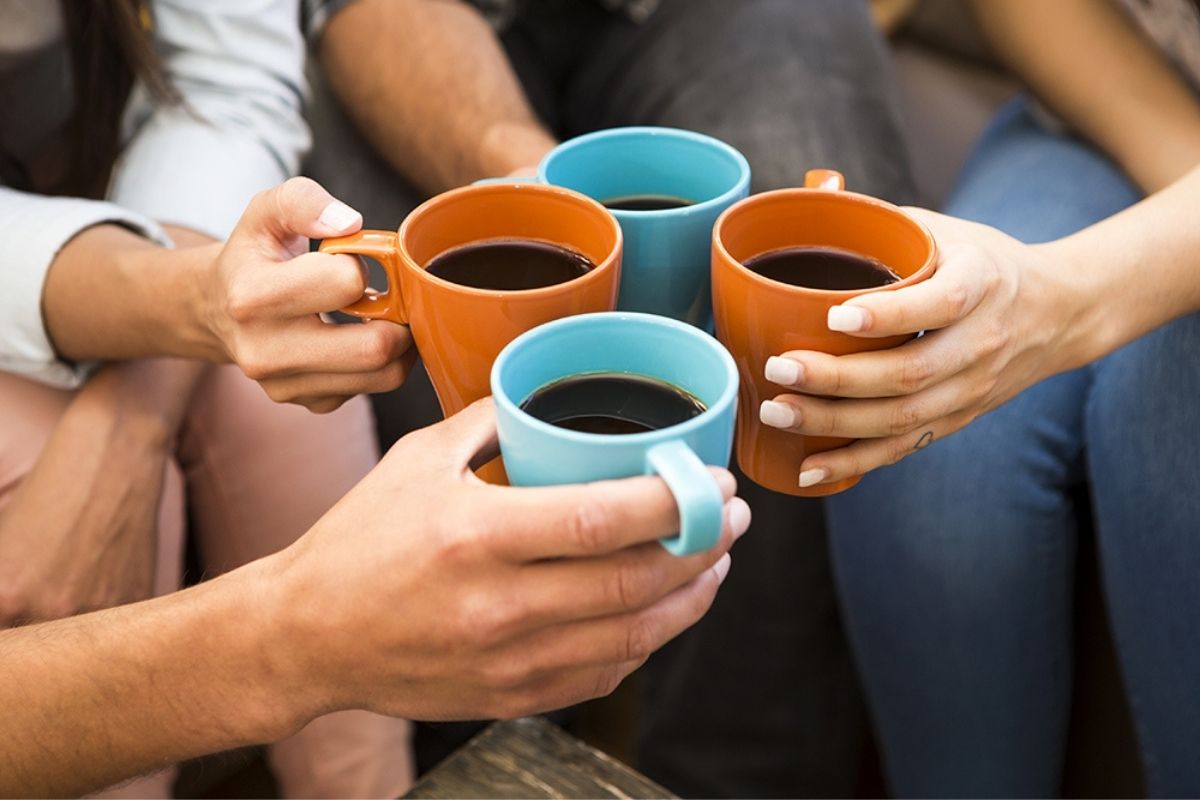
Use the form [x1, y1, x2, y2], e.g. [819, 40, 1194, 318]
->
[0, 187, 171, 389]
[108, 0, 310, 240]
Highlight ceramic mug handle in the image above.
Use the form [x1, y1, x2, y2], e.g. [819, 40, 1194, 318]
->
[645, 439, 724, 556]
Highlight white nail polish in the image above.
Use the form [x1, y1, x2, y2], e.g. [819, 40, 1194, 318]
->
[729, 499, 752, 540]
[798, 468, 829, 488]
[759, 400, 797, 429]
[828, 305, 868, 333]
[713, 553, 732, 583]
[318, 200, 362, 233]
[765, 356, 804, 386]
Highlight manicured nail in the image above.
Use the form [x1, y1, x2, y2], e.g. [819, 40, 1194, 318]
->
[799, 468, 829, 488]
[729, 498, 752, 540]
[828, 305, 869, 333]
[765, 356, 804, 386]
[759, 400, 798, 429]
[318, 199, 362, 233]
[713, 553, 732, 583]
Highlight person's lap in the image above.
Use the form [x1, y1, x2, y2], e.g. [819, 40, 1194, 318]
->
[827, 99, 1200, 795]
[0, 366, 412, 797]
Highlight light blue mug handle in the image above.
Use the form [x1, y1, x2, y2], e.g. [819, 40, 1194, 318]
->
[645, 440, 724, 556]
[471, 176, 539, 186]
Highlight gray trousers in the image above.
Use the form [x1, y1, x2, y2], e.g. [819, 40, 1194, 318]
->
[304, 0, 912, 794]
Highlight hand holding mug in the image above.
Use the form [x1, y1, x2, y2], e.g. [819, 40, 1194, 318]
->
[761, 209, 1079, 487]
[274, 398, 750, 721]
[205, 177, 416, 412]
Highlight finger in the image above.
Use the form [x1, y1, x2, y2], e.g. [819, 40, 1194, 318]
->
[764, 326, 978, 399]
[491, 468, 738, 560]
[289, 394, 353, 414]
[506, 498, 749, 627]
[759, 369, 986, 439]
[238, 317, 413, 380]
[232, 177, 363, 245]
[505, 554, 730, 683]
[826, 242, 991, 337]
[795, 414, 970, 488]
[230, 251, 368, 319]
[259, 347, 417, 405]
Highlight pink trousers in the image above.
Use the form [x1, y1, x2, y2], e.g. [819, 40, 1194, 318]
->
[0, 366, 414, 798]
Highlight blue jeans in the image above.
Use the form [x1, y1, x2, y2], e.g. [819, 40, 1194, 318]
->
[826, 99, 1200, 797]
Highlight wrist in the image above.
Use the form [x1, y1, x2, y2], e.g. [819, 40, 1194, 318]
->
[216, 554, 331, 743]
[477, 121, 556, 180]
[1032, 235, 1118, 370]
[251, 548, 345, 729]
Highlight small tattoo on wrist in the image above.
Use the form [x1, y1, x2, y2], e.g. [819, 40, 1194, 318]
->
[913, 431, 934, 451]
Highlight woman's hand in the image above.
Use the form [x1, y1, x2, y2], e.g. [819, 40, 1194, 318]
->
[205, 178, 416, 412]
[0, 359, 204, 625]
[758, 209, 1094, 488]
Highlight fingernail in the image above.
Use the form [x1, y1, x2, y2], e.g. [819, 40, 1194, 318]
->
[759, 400, 798, 429]
[799, 468, 829, 488]
[828, 305, 868, 333]
[765, 356, 804, 386]
[729, 498, 752, 540]
[713, 553, 732, 584]
[318, 199, 362, 233]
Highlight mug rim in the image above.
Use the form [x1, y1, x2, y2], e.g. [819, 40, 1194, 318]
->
[396, 181, 623, 298]
[540, 126, 752, 220]
[712, 187, 939, 299]
[491, 311, 739, 445]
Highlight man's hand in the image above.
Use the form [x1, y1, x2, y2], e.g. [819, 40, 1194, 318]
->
[758, 210, 1084, 488]
[269, 398, 751, 721]
[206, 177, 416, 412]
[0, 359, 205, 625]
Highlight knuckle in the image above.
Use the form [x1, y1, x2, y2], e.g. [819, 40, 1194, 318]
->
[240, 351, 273, 382]
[362, 326, 396, 370]
[942, 281, 971, 322]
[622, 616, 659, 663]
[888, 398, 924, 436]
[591, 665, 624, 700]
[979, 324, 1012, 358]
[612, 559, 662, 611]
[224, 279, 263, 325]
[566, 501, 613, 553]
[479, 657, 528, 692]
[897, 353, 934, 393]
[886, 439, 911, 466]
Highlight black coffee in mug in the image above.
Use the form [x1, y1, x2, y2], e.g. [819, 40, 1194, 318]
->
[425, 239, 594, 291]
[520, 372, 707, 435]
[743, 245, 901, 290]
[602, 195, 695, 212]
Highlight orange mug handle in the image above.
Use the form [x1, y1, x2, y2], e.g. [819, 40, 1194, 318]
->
[804, 169, 845, 191]
[319, 230, 408, 324]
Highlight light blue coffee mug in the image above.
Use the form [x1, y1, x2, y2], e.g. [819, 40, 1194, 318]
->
[540, 128, 750, 326]
[491, 312, 738, 556]
[480, 128, 750, 325]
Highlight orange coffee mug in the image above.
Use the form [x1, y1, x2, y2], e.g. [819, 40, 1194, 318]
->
[320, 182, 622, 419]
[711, 169, 937, 497]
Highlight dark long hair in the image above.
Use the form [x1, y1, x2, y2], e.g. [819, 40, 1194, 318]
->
[0, 1, 176, 198]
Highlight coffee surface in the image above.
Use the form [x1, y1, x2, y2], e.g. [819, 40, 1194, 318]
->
[743, 245, 900, 290]
[425, 239, 594, 290]
[601, 194, 694, 211]
[520, 372, 706, 435]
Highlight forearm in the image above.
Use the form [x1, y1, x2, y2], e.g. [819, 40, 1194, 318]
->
[972, 0, 1200, 192]
[0, 557, 309, 796]
[1039, 165, 1200, 368]
[320, 0, 556, 192]
[42, 224, 223, 363]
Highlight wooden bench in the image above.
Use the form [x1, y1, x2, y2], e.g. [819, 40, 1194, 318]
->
[403, 717, 672, 799]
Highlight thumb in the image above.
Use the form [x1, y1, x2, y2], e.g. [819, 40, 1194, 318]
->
[235, 177, 363, 245]
[387, 397, 502, 474]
